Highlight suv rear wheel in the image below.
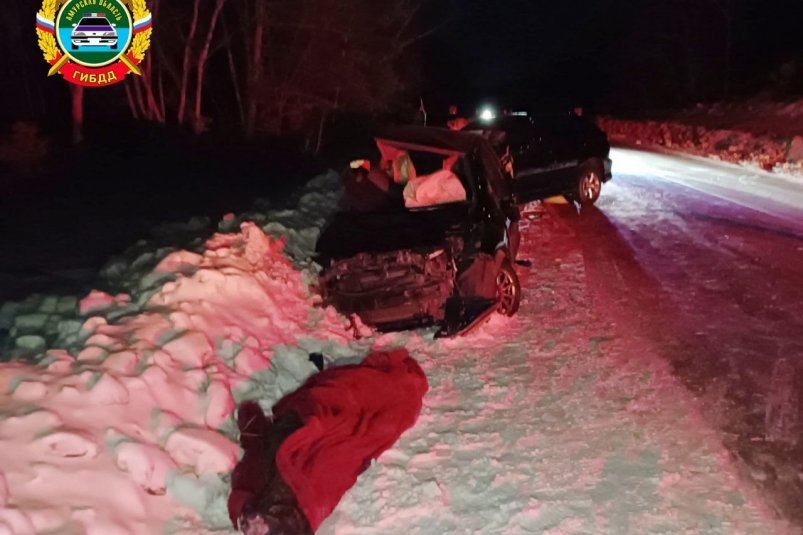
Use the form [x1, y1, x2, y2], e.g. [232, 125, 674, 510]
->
[575, 160, 603, 206]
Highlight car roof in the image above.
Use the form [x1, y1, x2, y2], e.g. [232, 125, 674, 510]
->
[375, 126, 494, 156]
[465, 115, 535, 133]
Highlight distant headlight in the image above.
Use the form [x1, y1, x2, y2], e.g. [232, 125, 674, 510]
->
[479, 108, 496, 121]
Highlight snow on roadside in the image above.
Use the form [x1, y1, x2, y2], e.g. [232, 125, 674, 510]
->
[598, 117, 803, 177]
[0, 172, 369, 534]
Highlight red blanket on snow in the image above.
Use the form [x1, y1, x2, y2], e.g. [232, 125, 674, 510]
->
[229, 349, 428, 533]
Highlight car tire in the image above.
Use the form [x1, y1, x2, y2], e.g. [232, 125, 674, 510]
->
[496, 260, 521, 316]
[72, 44, 78, 50]
[575, 160, 604, 206]
[111, 43, 117, 49]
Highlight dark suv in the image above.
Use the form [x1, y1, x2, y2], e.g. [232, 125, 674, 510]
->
[466, 113, 613, 205]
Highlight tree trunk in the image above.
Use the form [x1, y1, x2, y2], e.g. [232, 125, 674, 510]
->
[122, 0, 167, 124]
[177, 0, 201, 125]
[245, 0, 266, 137]
[192, 0, 227, 133]
[314, 111, 326, 155]
[125, 83, 140, 120]
[158, 70, 166, 121]
[223, 15, 245, 128]
[142, 58, 163, 122]
[131, 76, 148, 119]
[70, 84, 84, 145]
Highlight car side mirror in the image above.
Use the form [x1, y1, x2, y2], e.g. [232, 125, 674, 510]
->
[72, 23, 77, 27]
[112, 23, 117, 27]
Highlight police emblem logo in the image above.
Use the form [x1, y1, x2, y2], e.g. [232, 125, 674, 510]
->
[36, 0, 152, 87]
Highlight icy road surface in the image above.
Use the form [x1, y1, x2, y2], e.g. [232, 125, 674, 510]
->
[593, 149, 803, 524]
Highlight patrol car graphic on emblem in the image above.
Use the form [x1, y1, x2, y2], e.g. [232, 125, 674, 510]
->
[70, 13, 119, 50]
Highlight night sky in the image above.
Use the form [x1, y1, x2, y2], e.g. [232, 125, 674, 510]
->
[1, 0, 803, 125]
[418, 0, 803, 115]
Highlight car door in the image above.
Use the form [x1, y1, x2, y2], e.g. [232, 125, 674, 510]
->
[507, 116, 581, 203]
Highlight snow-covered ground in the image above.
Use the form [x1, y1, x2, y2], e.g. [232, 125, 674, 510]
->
[0, 159, 799, 534]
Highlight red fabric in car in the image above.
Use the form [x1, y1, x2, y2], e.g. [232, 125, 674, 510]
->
[269, 349, 428, 531]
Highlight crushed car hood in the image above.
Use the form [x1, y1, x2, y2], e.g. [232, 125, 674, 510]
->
[316, 204, 471, 260]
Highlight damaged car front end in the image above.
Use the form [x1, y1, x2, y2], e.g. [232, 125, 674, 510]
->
[321, 247, 455, 328]
[316, 126, 522, 336]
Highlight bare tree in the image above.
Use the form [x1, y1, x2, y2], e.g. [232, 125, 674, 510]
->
[244, 0, 267, 136]
[240, 0, 430, 139]
[122, 0, 431, 142]
[126, 0, 229, 129]
[126, 0, 167, 122]
[223, 13, 245, 128]
[70, 85, 84, 145]
[177, 0, 201, 125]
[191, 0, 228, 132]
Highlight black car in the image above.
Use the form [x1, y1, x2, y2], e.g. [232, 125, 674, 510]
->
[315, 126, 522, 336]
[465, 113, 613, 205]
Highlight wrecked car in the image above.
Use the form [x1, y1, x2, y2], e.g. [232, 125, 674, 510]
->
[466, 112, 613, 205]
[315, 126, 522, 336]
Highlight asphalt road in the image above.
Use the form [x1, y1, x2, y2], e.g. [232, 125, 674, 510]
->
[546, 147, 803, 526]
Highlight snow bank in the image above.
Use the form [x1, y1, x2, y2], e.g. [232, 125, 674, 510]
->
[598, 116, 803, 177]
[0, 172, 369, 534]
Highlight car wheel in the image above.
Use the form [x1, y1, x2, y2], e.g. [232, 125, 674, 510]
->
[576, 161, 603, 206]
[72, 44, 78, 50]
[496, 260, 521, 316]
[111, 43, 117, 49]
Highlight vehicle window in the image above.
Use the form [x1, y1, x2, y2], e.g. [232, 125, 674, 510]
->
[80, 18, 111, 26]
[408, 150, 444, 176]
